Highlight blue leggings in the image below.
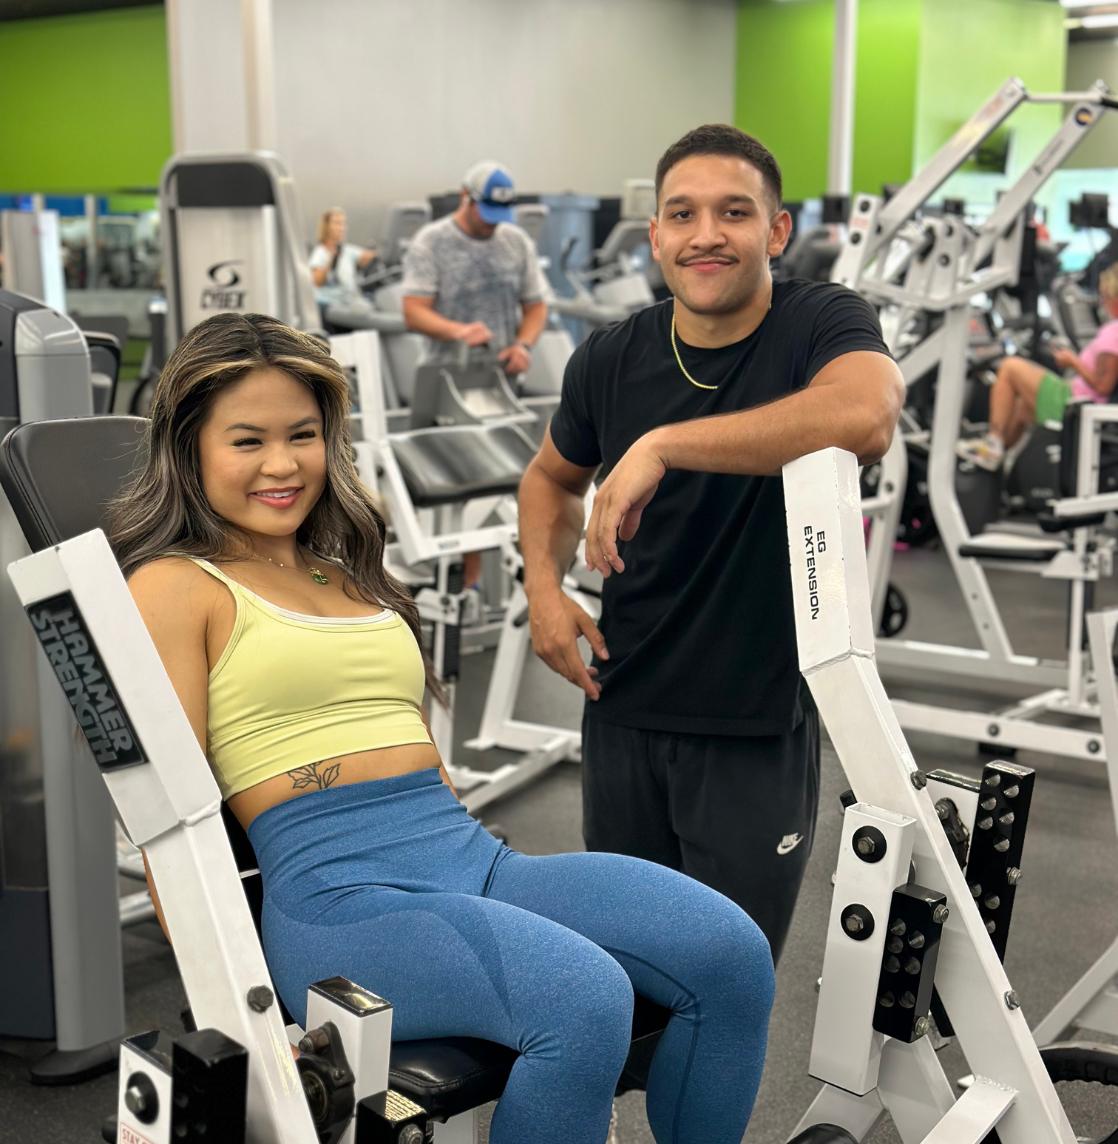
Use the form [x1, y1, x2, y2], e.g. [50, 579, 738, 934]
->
[248, 769, 774, 1144]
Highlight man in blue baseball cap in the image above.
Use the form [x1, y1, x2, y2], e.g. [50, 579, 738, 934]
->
[402, 159, 550, 377]
[463, 159, 518, 227]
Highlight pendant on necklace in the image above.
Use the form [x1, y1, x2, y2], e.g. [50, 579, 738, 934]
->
[308, 567, 330, 585]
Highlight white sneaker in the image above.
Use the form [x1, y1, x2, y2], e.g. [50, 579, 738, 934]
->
[955, 436, 1004, 472]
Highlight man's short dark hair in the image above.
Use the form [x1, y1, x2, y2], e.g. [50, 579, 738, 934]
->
[655, 124, 783, 213]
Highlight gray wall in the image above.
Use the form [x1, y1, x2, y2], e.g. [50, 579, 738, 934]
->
[1065, 39, 1118, 170]
[270, 0, 738, 244]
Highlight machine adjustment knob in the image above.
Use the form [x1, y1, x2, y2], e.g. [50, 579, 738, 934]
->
[124, 1072, 160, 1125]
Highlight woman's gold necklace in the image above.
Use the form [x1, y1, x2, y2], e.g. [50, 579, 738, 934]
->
[670, 301, 773, 392]
[251, 551, 330, 585]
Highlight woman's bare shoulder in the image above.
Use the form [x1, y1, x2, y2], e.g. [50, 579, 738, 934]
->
[127, 557, 223, 626]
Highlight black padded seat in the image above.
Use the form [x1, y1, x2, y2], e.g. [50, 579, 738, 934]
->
[957, 532, 1065, 562]
[390, 994, 670, 1119]
[1, 416, 671, 1122]
[390, 422, 537, 508]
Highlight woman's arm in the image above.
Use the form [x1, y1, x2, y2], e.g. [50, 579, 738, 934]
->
[127, 558, 217, 942]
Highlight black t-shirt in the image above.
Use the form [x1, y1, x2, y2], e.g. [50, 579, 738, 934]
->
[549, 278, 889, 737]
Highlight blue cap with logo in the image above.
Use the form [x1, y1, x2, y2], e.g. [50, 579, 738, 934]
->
[463, 160, 516, 225]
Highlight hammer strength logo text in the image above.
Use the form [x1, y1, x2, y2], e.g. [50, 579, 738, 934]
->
[803, 525, 826, 620]
[30, 597, 145, 768]
[200, 260, 247, 311]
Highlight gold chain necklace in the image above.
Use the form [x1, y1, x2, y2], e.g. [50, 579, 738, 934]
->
[670, 300, 773, 392]
[251, 550, 330, 585]
[671, 314, 718, 391]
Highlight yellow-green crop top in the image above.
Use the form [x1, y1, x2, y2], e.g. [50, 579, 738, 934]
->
[190, 559, 432, 799]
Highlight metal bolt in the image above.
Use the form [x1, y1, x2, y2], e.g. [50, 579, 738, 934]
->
[985, 896, 1001, 910]
[890, 919, 907, 937]
[987, 727, 1001, 740]
[124, 1086, 151, 1118]
[999, 812, 1015, 827]
[1088, 739, 1101, 755]
[986, 919, 997, 934]
[830, 872, 837, 885]
[247, 985, 275, 1013]
[899, 991, 916, 1009]
[888, 936, 904, 954]
[845, 914, 865, 934]
[986, 772, 1002, 787]
[1005, 990, 1020, 1010]
[885, 955, 901, 974]
[400, 1128, 425, 1144]
[850, 231, 863, 245]
[1004, 785, 1019, 799]
[909, 932, 925, 950]
[939, 254, 951, 266]
[980, 797, 997, 811]
[878, 991, 895, 1008]
[911, 770, 928, 790]
[993, 838, 1011, 853]
[905, 957, 922, 976]
[932, 904, 950, 924]
[977, 816, 994, 831]
[815, 977, 822, 993]
[914, 1016, 931, 1037]
[970, 882, 982, 898]
[856, 836, 876, 857]
[860, 198, 871, 211]
[1006, 867, 1022, 886]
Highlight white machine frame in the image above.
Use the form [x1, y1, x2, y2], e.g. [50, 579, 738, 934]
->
[843, 78, 1118, 762]
[785, 448, 1076, 1144]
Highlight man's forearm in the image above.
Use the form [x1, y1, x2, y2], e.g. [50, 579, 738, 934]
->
[648, 362, 900, 475]
[516, 301, 549, 348]
[518, 465, 585, 596]
[403, 302, 464, 342]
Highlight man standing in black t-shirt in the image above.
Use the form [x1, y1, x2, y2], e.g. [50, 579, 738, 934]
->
[518, 124, 902, 964]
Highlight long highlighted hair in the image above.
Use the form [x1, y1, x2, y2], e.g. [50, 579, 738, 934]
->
[107, 311, 443, 701]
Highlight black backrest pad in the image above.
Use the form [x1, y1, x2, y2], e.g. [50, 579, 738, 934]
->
[0, 416, 149, 550]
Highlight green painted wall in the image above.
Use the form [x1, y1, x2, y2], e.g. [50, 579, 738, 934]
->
[736, 0, 1067, 202]
[736, 0, 921, 202]
[735, 0, 835, 203]
[0, 6, 171, 194]
[851, 0, 921, 198]
[1064, 39, 1118, 171]
[913, 0, 1066, 182]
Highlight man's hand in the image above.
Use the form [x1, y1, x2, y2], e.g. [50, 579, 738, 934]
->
[457, 321, 494, 347]
[585, 435, 668, 577]
[497, 343, 532, 375]
[527, 586, 608, 700]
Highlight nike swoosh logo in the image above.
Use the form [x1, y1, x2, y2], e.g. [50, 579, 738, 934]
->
[777, 833, 804, 855]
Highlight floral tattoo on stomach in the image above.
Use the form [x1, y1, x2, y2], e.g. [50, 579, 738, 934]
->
[288, 761, 342, 791]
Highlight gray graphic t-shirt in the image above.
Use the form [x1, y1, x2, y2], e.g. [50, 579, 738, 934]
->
[401, 216, 549, 362]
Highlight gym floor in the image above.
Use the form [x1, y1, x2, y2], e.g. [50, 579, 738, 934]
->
[1, 541, 1117, 1142]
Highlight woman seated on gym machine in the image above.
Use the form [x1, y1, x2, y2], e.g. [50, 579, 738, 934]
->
[309, 207, 380, 327]
[957, 262, 1118, 471]
[108, 311, 775, 1144]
